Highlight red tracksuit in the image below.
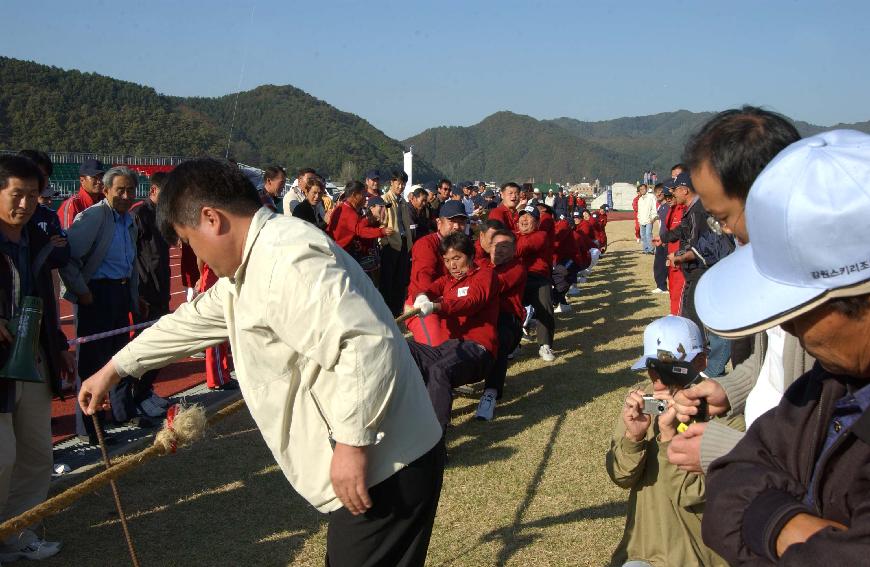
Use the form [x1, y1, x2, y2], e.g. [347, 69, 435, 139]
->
[198, 263, 231, 388]
[516, 230, 553, 279]
[406, 232, 449, 346]
[57, 187, 104, 230]
[480, 257, 527, 321]
[488, 205, 519, 233]
[632, 194, 640, 239]
[571, 228, 593, 270]
[425, 264, 499, 356]
[327, 201, 385, 252]
[665, 204, 687, 315]
[539, 212, 555, 240]
[552, 220, 576, 265]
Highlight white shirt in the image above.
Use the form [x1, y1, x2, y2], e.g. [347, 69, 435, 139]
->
[744, 326, 787, 427]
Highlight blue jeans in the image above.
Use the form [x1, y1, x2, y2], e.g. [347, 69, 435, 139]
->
[640, 223, 654, 253]
[705, 331, 732, 377]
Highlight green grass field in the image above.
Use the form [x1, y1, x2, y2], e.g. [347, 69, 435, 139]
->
[37, 221, 668, 566]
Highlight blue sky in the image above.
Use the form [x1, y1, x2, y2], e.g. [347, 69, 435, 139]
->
[3, 0, 869, 140]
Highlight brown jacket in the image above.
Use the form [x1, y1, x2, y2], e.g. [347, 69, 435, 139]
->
[380, 190, 413, 252]
[705, 365, 870, 565]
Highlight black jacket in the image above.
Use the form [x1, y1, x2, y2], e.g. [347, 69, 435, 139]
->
[704, 363, 870, 565]
[0, 220, 70, 410]
[292, 199, 326, 231]
[131, 199, 170, 308]
[661, 197, 710, 280]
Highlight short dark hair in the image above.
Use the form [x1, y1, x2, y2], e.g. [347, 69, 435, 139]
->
[308, 177, 325, 191]
[158, 158, 261, 242]
[481, 219, 506, 233]
[500, 182, 520, 193]
[0, 155, 45, 192]
[654, 183, 664, 190]
[150, 171, 168, 189]
[410, 187, 428, 200]
[297, 167, 317, 179]
[440, 232, 475, 259]
[670, 163, 685, 174]
[438, 178, 452, 188]
[391, 170, 409, 183]
[264, 165, 286, 181]
[344, 180, 365, 199]
[18, 150, 53, 176]
[490, 228, 515, 242]
[683, 106, 801, 202]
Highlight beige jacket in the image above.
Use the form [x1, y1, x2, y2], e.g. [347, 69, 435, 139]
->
[380, 190, 414, 251]
[112, 208, 442, 512]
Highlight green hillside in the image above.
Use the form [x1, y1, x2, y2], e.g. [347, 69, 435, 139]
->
[404, 111, 647, 183]
[409, 110, 870, 182]
[0, 56, 441, 181]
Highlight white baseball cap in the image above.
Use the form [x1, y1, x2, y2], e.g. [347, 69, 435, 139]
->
[631, 316, 706, 371]
[696, 130, 870, 338]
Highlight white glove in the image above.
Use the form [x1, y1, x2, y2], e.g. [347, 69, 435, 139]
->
[413, 294, 435, 316]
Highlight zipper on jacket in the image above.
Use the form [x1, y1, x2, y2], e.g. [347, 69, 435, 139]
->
[806, 384, 833, 515]
[309, 390, 336, 450]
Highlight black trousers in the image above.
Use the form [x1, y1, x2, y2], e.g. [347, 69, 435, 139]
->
[406, 339, 492, 428]
[487, 313, 521, 398]
[75, 279, 135, 437]
[379, 243, 410, 317]
[653, 245, 668, 291]
[326, 438, 446, 567]
[132, 291, 170, 403]
[551, 263, 575, 306]
[523, 274, 555, 347]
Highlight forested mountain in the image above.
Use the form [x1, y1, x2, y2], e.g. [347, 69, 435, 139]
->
[0, 56, 442, 180]
[404, 111, 647, 183]
[408, 110, 870, 182]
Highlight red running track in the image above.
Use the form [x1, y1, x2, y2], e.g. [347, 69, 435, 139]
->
[52, 247, 209, 443]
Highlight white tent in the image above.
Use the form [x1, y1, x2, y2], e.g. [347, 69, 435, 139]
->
[591, 182, 636, 211]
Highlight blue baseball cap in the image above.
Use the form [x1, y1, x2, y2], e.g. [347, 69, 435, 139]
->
[518, 204, 540, 220]
[673, 171, 693, 191]
[364, 169, 380, 180]
[439, 200, 468, 219]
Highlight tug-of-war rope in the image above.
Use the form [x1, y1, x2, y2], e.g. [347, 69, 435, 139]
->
[0, 308, 423, 565]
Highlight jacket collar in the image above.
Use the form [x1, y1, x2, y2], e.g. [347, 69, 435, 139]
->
[231, 207, 272, 288]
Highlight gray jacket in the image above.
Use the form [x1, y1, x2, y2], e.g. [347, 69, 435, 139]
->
[699, 331, 815, 472]
[60, 199, 140, 312]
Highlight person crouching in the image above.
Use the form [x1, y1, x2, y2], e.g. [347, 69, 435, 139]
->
[606, 316, 742, 567]
[407, 233, 499, 430]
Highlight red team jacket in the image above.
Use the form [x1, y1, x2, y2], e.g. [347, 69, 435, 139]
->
[488, 205, 519, 232]
[516, 230, 553, 279]
[424, 264, 499, 356]
[407, 232, 446, 299]
[327, 201, 385, 251]
[480, 257, 527, 321]
[57, 188, 104, 230]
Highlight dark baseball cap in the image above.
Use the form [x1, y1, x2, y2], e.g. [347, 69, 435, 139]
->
[482, 189, 494, 198]
[79, 158, 105, 177]
[518, 204, 540, 220]
[364, 169, 380, 180]
[673, 171, 694, 191]
[439, 200, 468, 219]
[450, 185, 463, 197]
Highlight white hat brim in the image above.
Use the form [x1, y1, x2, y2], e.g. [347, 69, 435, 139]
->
[695, 243, 824, 338]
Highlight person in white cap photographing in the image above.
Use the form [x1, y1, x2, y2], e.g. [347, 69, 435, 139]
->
[607, 315, 741, 567]
[697, 130, 870, 564]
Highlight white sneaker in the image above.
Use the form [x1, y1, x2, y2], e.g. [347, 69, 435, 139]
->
[539, 345, 556, 362]
[0, 538, 62, 562]
[553, 303, 564, 314]
[649, 288, 664, 294]
[475, 391, 497, 421]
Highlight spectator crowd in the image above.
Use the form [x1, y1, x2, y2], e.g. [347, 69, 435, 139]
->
[1, 105, 870, 566]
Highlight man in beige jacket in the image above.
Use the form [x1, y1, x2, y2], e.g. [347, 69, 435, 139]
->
[379, 170, 414, 316]
[78, 158, 444, 567]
